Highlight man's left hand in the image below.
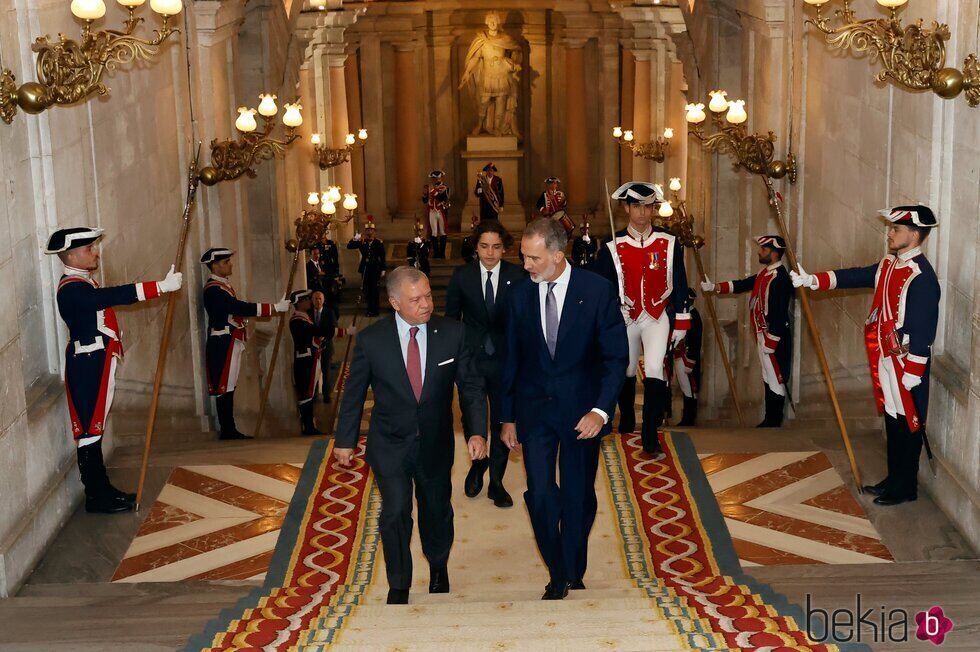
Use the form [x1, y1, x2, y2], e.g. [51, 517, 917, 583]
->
[902, 373, 922, 391]
[575, 412, 605, 440]
[468, 436, 488, 460]
[671, 329, 687, 346]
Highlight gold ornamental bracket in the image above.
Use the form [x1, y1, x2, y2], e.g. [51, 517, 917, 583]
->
[297, 188, 360, 246]
[612, 126, 673, 162]
[310, 128, 368, 170]
[685, 91, 797, 183]
[197, 95, 303, 186]
[803, 0, 979, 107]
[0, 0, 184, 125]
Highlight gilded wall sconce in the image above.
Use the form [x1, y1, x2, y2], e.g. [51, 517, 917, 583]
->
[310, 128, 368, 170]
[685, 91, 797, 183]
[612, 126, 673, 162]
[0, 0, 183, 124]
[803, 0, 979, 107]
[197, 95, 303, 186]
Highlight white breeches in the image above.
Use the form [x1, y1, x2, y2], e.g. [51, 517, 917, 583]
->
[227, 339, 245, 394]
[755, 332, 785, 396]
[877, 354, 904, 418]
[429, 210, 446, 237]
[626, 311, 670, 380]
[673, 356, 695, 398]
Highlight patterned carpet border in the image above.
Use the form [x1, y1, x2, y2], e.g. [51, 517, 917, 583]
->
[603, 431, 872, 652]
[183, 437, 380, 651]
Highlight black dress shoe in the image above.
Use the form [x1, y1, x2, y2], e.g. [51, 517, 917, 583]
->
[487, 482, 513, 508]
[107, 484, 136, 504]
[464, 464, 484, 498]
[873, 494, 917, 506]
[569, 580, 586, 590]
[219, 431, 253, 441]
[386, 588, 410, 604]
[85, 495, 135, 514]
[301, 427, 325, 436]
[862, 483, 888, 497]
[542, 581, 569, 600]
[429, 567, 450, 593]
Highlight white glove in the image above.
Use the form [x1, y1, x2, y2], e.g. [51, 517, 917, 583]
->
[582, 234, 591, 243]
[274, 297, 290, 313]
[346, 325, 357, 335]
[157, 265, 183, 293]
[671, 329, 686, 346]
[353, 233, 362, 241]
[381, 270, 387, 278]
[902, 373, 922, 391]
[700, 280, 715, 293]
[790, 264, 818, 290]
[414, 236, 422, 244]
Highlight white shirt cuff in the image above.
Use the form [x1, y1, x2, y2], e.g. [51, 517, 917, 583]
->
[591, 408, 609, 424]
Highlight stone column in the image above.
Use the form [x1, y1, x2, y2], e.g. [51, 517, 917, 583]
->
[525, 21, 553, 214]
[619, 48, 635, 185]
[344, 52, 365, 214]
[564, 43, 588, 212]
[632, 51, 651, 182]
[427, 21, 460, 229]
[358, 33, 388, 220]
[667, 59, 688, 195]
[394, 43, 421, 221]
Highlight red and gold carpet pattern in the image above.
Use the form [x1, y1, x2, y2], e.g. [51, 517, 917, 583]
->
[193, 438, 380, 650]
[603, 432, 844, 651]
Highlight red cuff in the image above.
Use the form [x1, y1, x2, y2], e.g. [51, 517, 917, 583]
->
[814, 271, 837, 291]
[904, 353, 928, 377]
[135, 282, 160, 301]
[257, 303, 273, 318]
[674, 312, 691, 331]
[763, 331, 781, 350]
[717, 281, 734, 295]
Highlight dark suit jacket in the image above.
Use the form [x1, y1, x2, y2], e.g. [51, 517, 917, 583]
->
[499, 266, 629, 438]
[306, 259, 326, 292]
[445, 259, 526, 375]
[336, 315, 487, 475]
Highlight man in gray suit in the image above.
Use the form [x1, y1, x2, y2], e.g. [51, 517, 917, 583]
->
[334, 267, 488, 605]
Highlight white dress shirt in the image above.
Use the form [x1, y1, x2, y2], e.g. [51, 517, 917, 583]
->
[395, 312, 428, 385]
[480, 259, 502, 301]
[535, 260, 608, 424]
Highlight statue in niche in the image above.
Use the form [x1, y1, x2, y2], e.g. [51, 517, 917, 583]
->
[459, 11, 522, 138]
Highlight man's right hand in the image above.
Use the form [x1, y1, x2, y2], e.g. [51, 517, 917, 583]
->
[501, 423, 520, 450]
[333, 447, 355, 467]
[700, 280, 715, 293]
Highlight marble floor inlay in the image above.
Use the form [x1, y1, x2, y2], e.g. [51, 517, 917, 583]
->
[111, 463, 303, 583]
[698, 452, 894, 567]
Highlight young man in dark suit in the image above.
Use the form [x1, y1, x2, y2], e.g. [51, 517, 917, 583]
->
[500, 219, 629, 600]
[334, 267, 488, 604]
[445, 219, 526, 507]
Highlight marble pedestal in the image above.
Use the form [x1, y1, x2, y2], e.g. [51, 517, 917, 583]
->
[462, 135, 526, 232]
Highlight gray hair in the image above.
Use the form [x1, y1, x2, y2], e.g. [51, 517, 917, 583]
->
[386, 265, 427, 298]
[523, 218, 568, 253]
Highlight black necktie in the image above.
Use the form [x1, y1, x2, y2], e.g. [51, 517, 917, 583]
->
[484, 270, 495, 356]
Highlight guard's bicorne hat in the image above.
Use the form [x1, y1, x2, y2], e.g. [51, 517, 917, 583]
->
[611, 181, 664, 205]
[482, 162, 498, 172]
[290, 289, 312, 304]
[200, 248, 235, 265]
[44, 227, 104, 254]
[545, 176, 561, 184]
[364, 216, 376, 230]
[879, 205, 938, 228]
[429, 170, 445, 179]
[755, 235, 786, 251]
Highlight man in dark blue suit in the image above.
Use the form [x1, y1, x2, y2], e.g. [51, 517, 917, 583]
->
[499, 219, 629, 600]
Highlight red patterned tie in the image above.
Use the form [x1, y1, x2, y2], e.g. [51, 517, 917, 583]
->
[407, 326, 423, 401]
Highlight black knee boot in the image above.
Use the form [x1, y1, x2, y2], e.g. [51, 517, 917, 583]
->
[641, 379, 667, 455]
[757, 386, 785, 428]
[617, 376, 637, 434]
[438, 235, 448, 258]
[864, 415, 899, 496]
[78, 443, 133, 514]
[217, 391, 251, 440]
[677, 397, 698, 427]
[300, 402, 322, 436]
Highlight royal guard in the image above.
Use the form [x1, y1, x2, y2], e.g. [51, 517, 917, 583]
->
[571, 217, 600, 270]
[347, 217, 387, 317]
[407, 220, 432, 275]
[460, 214, 480, 263]
[594, 181, 690, 456]
[319, 229, 343, 320]
[422, 170, 450, 259]
[703, 235, 793, 427]
[289, 290, 324, 435]
[474, 162, 504, 222]
[792, 206, 940, 506]
[201, 248, 289, 440]
[536, 176, 574, 235]
[673, 288, 703, 426]
[46, 227, 183, 513]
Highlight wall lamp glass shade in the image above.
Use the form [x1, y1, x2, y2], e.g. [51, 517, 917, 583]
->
[726, 100, 748, 124]
[310, 133, 322, 145]
[149, 0, 183, 15]
[669, 177, 682, 192]
[235, 107, 258, 133]
[327, 186, 342, 203]
[345, 133, 356, 145]
[117, 0, 147, 8]
[71, 0, 107, 20]
[659, 201, 674, 218]
[307, 192, 320, 206]
[708, 90, 729, 113]
[612, 126, 623, 138]
[876, 0, 908, 8]
[282, 103, 303, 127]
[663, 127, 674, 139]
[257, 94, 278, 117]
[321, 201, 337, 215]
[343, 194, 358, 211]
[357, 128, 368, 140]
[685, 103, 706, 123]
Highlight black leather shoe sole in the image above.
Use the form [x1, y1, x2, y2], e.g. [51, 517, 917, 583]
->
[85, 499, 134, 514]
[542, 581, 569, 600]
[429, 569, 450, 594]
[569, 580, 586, 590]
[386, 588, 410, 604]
[488, 485, 513, 508]
[873, 495, 917, 506]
